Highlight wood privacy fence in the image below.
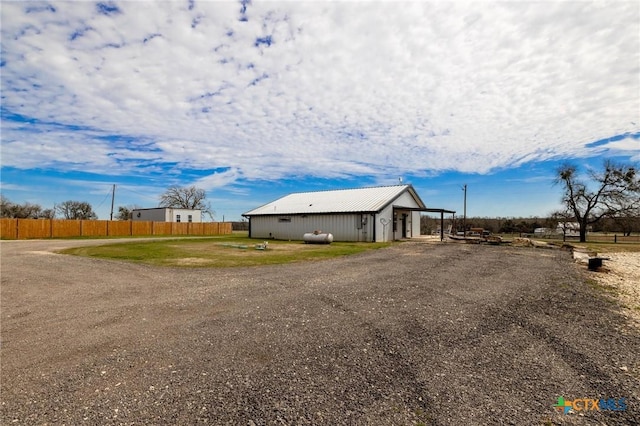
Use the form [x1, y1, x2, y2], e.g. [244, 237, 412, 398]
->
[0, 219, 232, 240]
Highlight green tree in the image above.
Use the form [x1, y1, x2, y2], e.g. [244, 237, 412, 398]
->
[555, 161, 639, 242]
[115, 205, 142, 221]
[499, 219, 516, 233]
[116, 206, 132, 220]
[611, 213, 640, 236]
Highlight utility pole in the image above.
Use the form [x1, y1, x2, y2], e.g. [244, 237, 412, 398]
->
[462, 184, 467, 237]
[110, 184, 116, 221]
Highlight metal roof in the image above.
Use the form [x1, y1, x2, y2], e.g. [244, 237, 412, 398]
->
[243, 185, 426, 216]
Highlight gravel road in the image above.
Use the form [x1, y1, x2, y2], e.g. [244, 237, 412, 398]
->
[1, 239, 638, 425]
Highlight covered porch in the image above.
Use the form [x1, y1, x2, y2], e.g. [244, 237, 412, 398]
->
[392, 206, 456, 241]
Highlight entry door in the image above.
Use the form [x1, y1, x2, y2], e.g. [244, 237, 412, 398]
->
[402, 214, 407, 238]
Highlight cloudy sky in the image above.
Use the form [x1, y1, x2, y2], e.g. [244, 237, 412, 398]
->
[1, 1, 639, 221]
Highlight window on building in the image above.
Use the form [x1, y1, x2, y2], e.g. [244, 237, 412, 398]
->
[176, 214, 181, 223]
[188, 215, 193, 223]
[278, 217, 292, 223]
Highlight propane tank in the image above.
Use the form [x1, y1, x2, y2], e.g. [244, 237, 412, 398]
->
[303, 231, 334, 244]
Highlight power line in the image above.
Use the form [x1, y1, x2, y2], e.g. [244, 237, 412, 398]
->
[117, 185, 159, 201]
[94, 187, 113, 210]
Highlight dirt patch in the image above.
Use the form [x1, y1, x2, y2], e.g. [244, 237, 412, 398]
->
[174, 257, 215, 265]
[26, 250, 58, 255]
[590, 252, 640, 326]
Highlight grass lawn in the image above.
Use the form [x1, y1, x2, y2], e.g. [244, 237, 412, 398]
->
[59, 236, 393, 267]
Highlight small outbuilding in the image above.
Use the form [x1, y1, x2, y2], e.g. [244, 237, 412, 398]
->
[242, 185, 453, 242]
[131, 207, 202, 223]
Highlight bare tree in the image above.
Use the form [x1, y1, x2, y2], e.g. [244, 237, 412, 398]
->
[548, 209, 574, 242]
[555, 161, 639, 242]
[159, 186, 213, 219]
[0, 195, 11, 217]
[56, 201, 98, 220]
[0, 196, 52, 219]
[39, 208, 56, 219]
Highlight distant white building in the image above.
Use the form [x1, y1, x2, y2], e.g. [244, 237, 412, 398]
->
[242, 185, 454, 242]
[534, 222, 586, 237]
[533, 227, 554, 236]
[557, 222, 584, 237]
[131, 208, 202, 223]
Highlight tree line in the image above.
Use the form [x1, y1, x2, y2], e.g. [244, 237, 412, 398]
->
[0, 197, 95, 220]
[420, 215, 640, 236]
[2, 163, 638, 242]
[1, 186, 214, 221]
[422, 160, 639, 241]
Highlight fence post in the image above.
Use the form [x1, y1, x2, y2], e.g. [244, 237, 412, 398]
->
[614, 234, 617, 243]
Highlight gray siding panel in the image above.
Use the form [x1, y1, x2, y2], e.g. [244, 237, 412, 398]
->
[131, 208, 202, 222]
[392, 191, 422, 208]
[132, 209, 167, 222]
[250, 214, 375, 242]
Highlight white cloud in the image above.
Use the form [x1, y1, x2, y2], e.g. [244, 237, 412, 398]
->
[598, 137, 640, 161]
[1, 1, 638, 188]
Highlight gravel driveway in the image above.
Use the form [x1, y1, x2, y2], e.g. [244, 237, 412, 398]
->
[1, 239, 638, 425]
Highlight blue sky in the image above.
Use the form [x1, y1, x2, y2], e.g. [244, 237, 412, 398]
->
[1, 1, 639, 221]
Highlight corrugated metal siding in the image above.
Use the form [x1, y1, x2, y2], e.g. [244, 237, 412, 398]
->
[132, 209, 167, 222]
[250, 213, 375, 242]
[411, 211, 421, 237]
[377, 205, 394, 242]
[391, 191, 422, 208]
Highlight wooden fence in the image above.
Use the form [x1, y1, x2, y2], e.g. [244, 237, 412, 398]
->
[0, 219, 232, 240]
[503, 232, 640, 243]
[577, 234, 640, 243]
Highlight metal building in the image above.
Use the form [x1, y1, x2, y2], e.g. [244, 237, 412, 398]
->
[243, 185, 438, 242]
[131, 207, 202, 223]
